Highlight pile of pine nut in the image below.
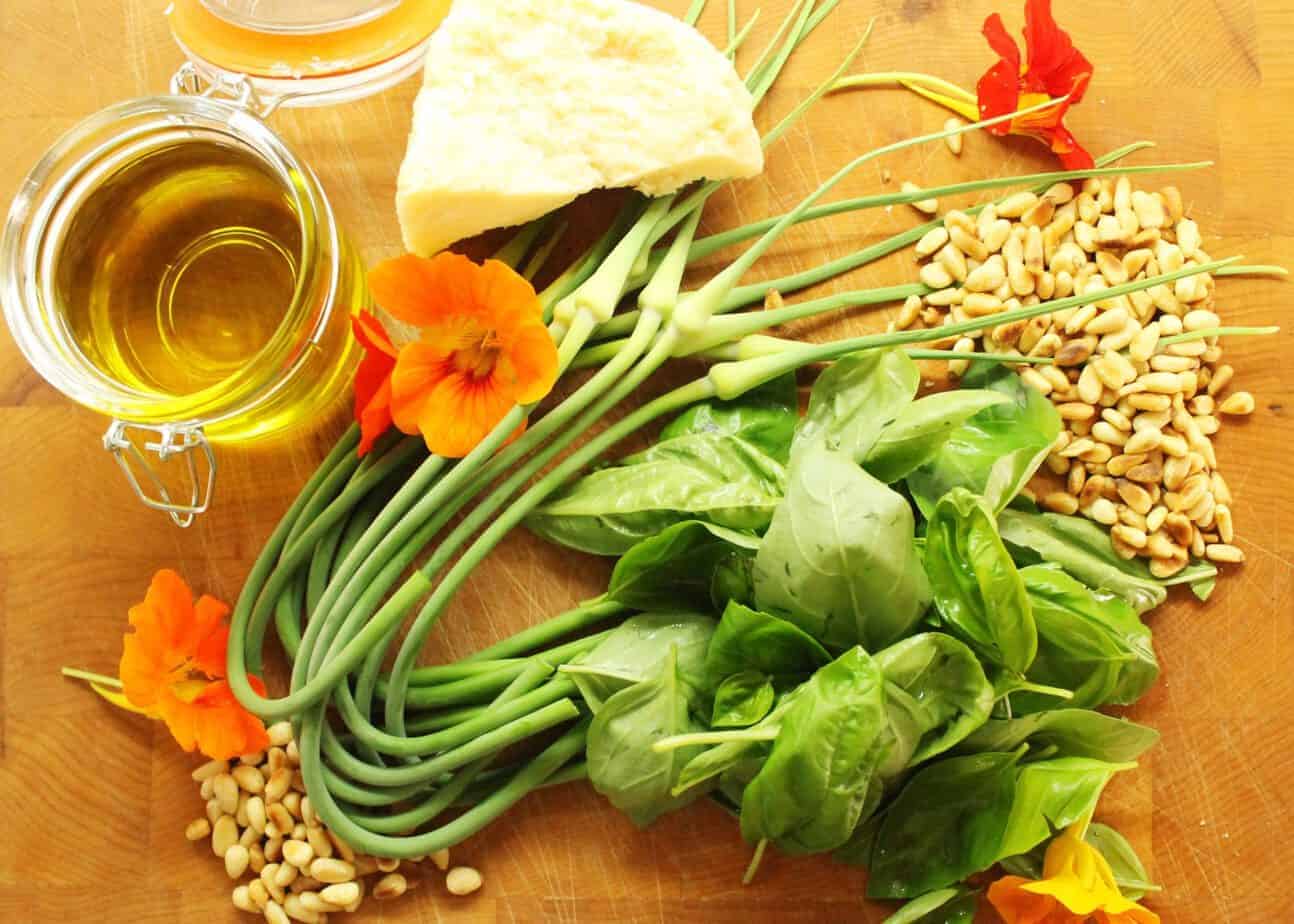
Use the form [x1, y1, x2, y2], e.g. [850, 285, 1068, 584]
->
[899, 175, 1252, 575]
[187, 722, 483, 922]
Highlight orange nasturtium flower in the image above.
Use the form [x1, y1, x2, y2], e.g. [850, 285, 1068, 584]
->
[365, 252, 559, 459]
[104, 570, 270, 760]
[976, 0, 1095, 169]
[988, 824, 1160, 924]
[352, 311, 400, 458]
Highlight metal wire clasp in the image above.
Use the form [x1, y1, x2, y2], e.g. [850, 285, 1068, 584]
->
[170, 61, 284, 118]
[103, 421, 216, 528]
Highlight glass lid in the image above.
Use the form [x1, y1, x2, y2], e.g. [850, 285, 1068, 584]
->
[168, 0, 450, 107]
[199, 1, 403, 34]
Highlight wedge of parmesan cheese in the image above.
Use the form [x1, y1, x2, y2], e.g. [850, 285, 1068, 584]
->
[396, 0, 763, 256]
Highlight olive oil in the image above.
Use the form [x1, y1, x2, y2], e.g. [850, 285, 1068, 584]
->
[50, 138, 360, 440]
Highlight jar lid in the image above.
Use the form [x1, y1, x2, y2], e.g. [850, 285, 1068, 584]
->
[167, 0, 450, 108]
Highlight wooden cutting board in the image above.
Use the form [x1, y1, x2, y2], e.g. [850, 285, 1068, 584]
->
[1, 1, 1290, 920]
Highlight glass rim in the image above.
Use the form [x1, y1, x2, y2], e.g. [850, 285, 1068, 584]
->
[0, 94, 343, 429]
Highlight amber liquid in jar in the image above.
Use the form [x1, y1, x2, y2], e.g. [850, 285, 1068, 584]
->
[51, 138, 359, 439]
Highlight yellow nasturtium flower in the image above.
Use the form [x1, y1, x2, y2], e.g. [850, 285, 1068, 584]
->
[988, 823, 1160, 924]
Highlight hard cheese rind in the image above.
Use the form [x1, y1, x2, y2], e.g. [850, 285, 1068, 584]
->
[396, 0, 763, 256]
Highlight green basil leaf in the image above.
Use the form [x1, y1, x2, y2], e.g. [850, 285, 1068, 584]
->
[662, 373, 799, 463]
[907, 366, 1061, 517]
[1016, 565, 1159, 712]
[710, 546, 757, 612]
[706, 601, 831, 686]
[711, 670, 776, 727]
[866, 751, 1020, 898]
[1082, 822, 1160, 900]
[559, 612, 715, 710]
[997, 509, 1168, 613]
[997, 756, 1136, 859]
[881, 889, 978, 924]
[586, 647, 710, 827]
[864, 390, 1010, 484]
[527, 433, 785, 556]
[754, 446, 931, 651]
[924, 488, 1037, 674]
[956, 709, 1159, 763]
[740, 647, 891, 854]
[607, 520, 760, 611]
[794, 348, 919, 463]
[874, 633, 994, 772]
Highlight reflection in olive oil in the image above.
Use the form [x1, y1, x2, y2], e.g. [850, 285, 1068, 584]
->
[55, 140, 302, 397]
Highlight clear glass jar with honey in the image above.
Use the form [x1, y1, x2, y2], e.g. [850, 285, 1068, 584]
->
[1, 1, 450, 525]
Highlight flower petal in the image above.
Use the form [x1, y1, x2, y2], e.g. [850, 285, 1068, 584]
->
[417, 372, 524, 458]
[982, 12, 1022, 72]
[977, 57, 1023, 134]
[357, 377, 395, 458]
[190, 595, 231, 679]
[988, 876, 1068, 924]
[503, 321, 560, 405]
[471, 258, 543, 339]
[1022, 0, 1094, 102]
[390, 339, 455, 436]
[161, 677, 270, 760]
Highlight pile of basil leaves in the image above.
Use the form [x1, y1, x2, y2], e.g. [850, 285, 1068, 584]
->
[527, 351, 1206, 922]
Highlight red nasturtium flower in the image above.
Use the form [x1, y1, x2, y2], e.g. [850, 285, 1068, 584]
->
[988, 824, 1160, 924]
[364, 252, 559, 459]
[114, 570, 270, 760]
[352, 311, 399, 458]
[977, 0, 1094, 168]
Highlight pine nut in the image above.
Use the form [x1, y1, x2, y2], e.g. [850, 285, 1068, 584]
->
[446, 867, 483, 897]
[276, 861, 299, 889]
[1057, 403, 1096, 422]
[185, 818, 211, 842]
[1150, 554, 1188, 578]
[1042, 492, 1080, 515]
[948, 225, 987, 262]
[265, 837, 284, 863]
[1176, 218, 1202, 257]
[232, 884, 255, 913]
[193, 759, 229, 783]
[1205, 543, 1244, 564]
[1079, 442, 1113, 464]
[283, 840, 314, 870]
[1085, 307, 1129, 336]
[266, 722, 293, 748]
[310, 883, 355, 910]
[964, 258, 1006, 293]
[265, 768, 293, 804]
[300, 797, 317, 830]
[1219, 391, 1254, 415]
[1087, 497, 1118, 525]
[1020, 368, 1053, 396]
[902, 181, 938, 214]
[1102, 408, 1133, 432]
[239, 825, 258, 849]
[297, 893, 337, 915]
[310, 859, 356, 884]
[1128, 392, 1171, 412]
[1091, 421, 1127, 447]
[306, 825, 334, 861]
[291, 877, 323, 896]
[1113, 480, 1153, 516]
[291, 823, 307, 841]
[232, 765, 265, 794]
[1215, 504, 1234, 543]
[944, 118, 965, 154]
[211, 815, 239, 859]
[915, 226, 949, 258]
[1146, 505, 1168, 533]
[265, 900, 289, 924]
[248, 880, 270, 911]
[983, 218, 1013, 253]
[200, 777, 215, 801]
[267, 748, 287, 775]
[249, 844, 266, 875]
[285, 740, 300, 765]
[919, 262, 953, 290]
[213, 774, 240, 816]
[225, 844, 250, 880]
[997, 191, 1039, 218]
[936, 243, 968, 282]
[1212, 472, 1233, 505]
[1126, 459, 1163, 484]
[282, 894, 321, 924]
[1118, 505, 1149, 531]
[268, 803, 294, 835]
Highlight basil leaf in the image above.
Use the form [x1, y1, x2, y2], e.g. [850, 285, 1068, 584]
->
[711, 670, 775, 727]
[881, 889, 978, 924]
[924, 488, 1037, 674]
[997, 508, 1168, 613]
[864, 390, 1010, 484]
[907, 365, 1061, 517]
[559, 612, 715, 711]
[1083, 822, 1160, 900]
[997, 756, 1136, 859]
[1016, 565, 1159, 712]
[740, 647, 891, 854]
[586, 647, 710, 827]
[874, 632, 994, 772]
[957, 709, 1159, 763]
[794, 348, 919, 463]
[527, 433, 785, 556]
[706, 601, 831, 686]
[662, 373, 799, 463]
[754, 445, 931, 651]
[672, 691, 803, 797]
[866, 751, 1020, 898]
[607, 520, 760, 611]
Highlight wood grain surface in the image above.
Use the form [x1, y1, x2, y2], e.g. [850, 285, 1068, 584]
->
[1, 1, 1290, 921]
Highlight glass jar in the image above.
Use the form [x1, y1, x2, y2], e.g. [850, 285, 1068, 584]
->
[0, 1, 448, 525]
